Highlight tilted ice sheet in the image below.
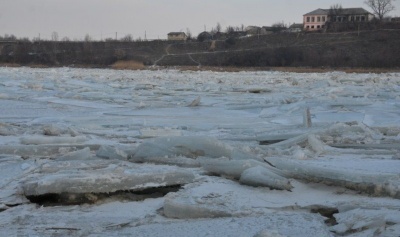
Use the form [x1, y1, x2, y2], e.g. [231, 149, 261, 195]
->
[163, 176, 400, 219]
[22, 160, 195, 196]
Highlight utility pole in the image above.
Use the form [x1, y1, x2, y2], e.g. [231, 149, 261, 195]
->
[115, 32, 118, 41]
[145, 31, 147, 41]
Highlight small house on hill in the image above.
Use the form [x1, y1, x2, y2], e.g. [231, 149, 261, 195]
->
[303, 8, 374, 31]
[227, 31, 247, 38]
[392, 17, 400, 23]
[245, 26, 261, 35]
[167, 32, 187, 41]
[262, 26, 287, 34]
[197, 31, 213, 42]
[289, 23, 303, 33]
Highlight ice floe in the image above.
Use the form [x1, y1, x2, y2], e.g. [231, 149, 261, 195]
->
[0, 67, 399, 236]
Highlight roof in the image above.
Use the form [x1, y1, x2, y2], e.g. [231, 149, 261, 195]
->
[304, 8, 328, 16]
[198, 31, 212, 36]
[245, 26, 261, 31]
[168, 32, 186, 36]
[290, 23, 303, 28]
[337, 8, 372, 15]
[304, 8, 372, 16]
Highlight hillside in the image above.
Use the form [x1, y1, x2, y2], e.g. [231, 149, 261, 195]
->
[1, 30, 400, 68]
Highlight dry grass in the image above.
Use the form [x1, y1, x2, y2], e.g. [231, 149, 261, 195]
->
[0, 63, 21, 67]
[1, 62, 398, 74]
[27, 63, 50, 68]
[111, 60, 145, 70]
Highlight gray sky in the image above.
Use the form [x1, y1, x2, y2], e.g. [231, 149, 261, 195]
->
[1, 0, 399, 40]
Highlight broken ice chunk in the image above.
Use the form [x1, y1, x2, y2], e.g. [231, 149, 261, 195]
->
[187, 96, 201, 107]
[20, 135, 87, 145]
[96, 145, 128, 160]
[129, 155, 200, 168]
[0, 203, 9, 211]
[254, 229, 287, 237]
[199, 158, 288, 179]
[330, 208, 398, 235]
[199, 158, 293, 190]
[22, 160, 195, 196]
[0, 123, 16, 136]
[131, 136, 262, 161]
[43, 125, 61, 136]
[57, 147, 92, 161]
[164, 192, 232, 219]
[139, 127, 182, 138]
[307, 134, 326, 154]
[268, 157, 400, 198]
[131, 136, 233, 159]
[303, 107, 312, 128]
[239, 166, 293, 191]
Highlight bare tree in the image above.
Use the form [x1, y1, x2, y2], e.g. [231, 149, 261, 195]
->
[215, 22, 222, 33]
[365, 0, 396, 20]
[84, 34, 92, 42]
[329, 4, 343, 22]
[272, 21, 287, 28]
[225, 26, 235, 34]
[51, 31, 59, 41]
[19, 37, 30, 42]
[1, 34, 17, 41]
[120, 34, 133, 42]
[186, 28, 192, 40]
[61, 36, 70, 42]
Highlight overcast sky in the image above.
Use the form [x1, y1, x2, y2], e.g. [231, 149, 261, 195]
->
[1, 0, 399, 40]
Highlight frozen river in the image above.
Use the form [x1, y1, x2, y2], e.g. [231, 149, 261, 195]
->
[0, 67, 399, 236]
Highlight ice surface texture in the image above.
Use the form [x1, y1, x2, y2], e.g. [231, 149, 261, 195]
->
[1, 67, 400, 236]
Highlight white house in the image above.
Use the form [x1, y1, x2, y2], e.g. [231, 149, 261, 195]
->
[167, 32, 187, 41]
[303, 8, 374, 31]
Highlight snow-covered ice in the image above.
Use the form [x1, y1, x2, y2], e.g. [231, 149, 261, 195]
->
[0, 67, 400, 236]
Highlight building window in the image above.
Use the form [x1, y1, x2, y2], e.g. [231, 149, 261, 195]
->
[322, 16, 326, 22]
[351, 16, 354, 21]
[361, 16, 366, 21]
[311, 26, 314, 29]
[306, 25, 310, 29]
[356, 16, 360, 21]
[312, 17, 315, 22]
[307, 17, 310, 22]
[317, 16, 321, 22]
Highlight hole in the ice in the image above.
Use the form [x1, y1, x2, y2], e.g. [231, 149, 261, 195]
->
[310, 207, 339, 226]
[26, 185, 182, 206]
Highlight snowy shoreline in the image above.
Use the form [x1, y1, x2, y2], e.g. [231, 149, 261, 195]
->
[1, 64, 400, 74]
